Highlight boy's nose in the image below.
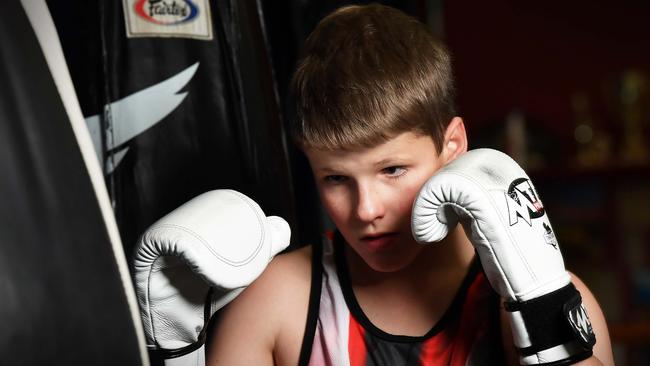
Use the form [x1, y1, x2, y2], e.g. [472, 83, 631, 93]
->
[355, 185, 385, 223]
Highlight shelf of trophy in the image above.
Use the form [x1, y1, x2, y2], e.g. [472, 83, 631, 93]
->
[529, 161, 650, 183]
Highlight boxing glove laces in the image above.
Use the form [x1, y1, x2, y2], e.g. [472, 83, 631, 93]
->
[412, 149, 596, 365]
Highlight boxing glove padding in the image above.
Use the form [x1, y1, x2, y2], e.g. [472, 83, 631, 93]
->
[412, 149, 596, 365]
[134, 189, 290, 365]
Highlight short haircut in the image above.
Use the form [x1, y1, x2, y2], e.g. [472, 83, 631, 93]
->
[290, 4, 456, 152]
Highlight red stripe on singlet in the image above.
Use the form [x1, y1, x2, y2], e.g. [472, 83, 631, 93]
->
[419, 272, 490, 366]
[419, 331, 452, 366]
[448, 273, 490, 366]
[348, 315, 367, 366]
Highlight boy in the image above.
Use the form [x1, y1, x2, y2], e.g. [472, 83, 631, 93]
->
[208, 4, 614, 365]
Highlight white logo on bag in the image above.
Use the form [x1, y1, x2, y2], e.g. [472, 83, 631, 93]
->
[505, 177, 545, 226]
[84, 62, 199, 174]
[568, 303, 594, 344]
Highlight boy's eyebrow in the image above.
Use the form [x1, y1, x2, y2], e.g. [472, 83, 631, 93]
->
[373, 157, 408, 167]
[315, 157, 410, 174]
[318, 166, 344, 174]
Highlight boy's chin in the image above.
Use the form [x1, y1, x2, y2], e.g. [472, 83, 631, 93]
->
[360, 250, 420, 273]
[366, 261, 410, 273]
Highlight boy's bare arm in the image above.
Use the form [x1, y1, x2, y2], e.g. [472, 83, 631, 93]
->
[207, 279, 276, 365]
[569, 273, 614, 366]
[207, 247, 312, 366]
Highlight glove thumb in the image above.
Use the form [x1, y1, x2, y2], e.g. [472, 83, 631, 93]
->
[266, 216, 290, 258]
[412, 183, 462, 244]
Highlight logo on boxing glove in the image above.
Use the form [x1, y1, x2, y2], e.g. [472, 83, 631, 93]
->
[542, 223, 559, 250]
[565, 297, 597, 349]
[505, 177, 560, 250]
[505, 177, 545, 226]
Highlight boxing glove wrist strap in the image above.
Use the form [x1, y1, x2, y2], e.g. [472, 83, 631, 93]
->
[504, 283, 596, 364]
[149, 339, 205, 361]
[149, 288, 213, 361]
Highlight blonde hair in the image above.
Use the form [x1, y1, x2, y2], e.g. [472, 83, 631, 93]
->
[290, 4, 456, 152]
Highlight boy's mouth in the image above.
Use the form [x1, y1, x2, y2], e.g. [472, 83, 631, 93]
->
[360, 232, 399, 251]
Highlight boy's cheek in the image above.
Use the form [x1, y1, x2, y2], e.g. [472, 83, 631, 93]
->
[320, 194, 353, 227]
[393, 184, 422, 219]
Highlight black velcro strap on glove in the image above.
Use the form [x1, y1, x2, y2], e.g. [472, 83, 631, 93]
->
[149, 337, 205, 365]
[505, 283, 596, 357]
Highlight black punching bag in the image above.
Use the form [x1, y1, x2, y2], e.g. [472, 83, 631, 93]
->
[0, 1, 147, 365]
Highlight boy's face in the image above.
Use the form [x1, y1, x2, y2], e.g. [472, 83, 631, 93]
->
[305, 132, 445, 272]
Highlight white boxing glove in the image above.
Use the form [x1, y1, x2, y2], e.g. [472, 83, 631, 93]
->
[412, 149, 595, 365]
[133, 189, 290, 366]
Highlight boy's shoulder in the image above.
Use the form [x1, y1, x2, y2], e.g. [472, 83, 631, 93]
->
[248, 244, 315, 362]
[208, 244, 314, 365]
[240, 243, 313, 313]
[263, 244, 313, 290]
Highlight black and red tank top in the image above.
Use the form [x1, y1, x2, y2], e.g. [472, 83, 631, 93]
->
[298, 232, 506, 366]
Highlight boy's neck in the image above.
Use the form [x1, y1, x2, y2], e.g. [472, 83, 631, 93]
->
[345, 224, 475, 289]
[343, 224, 476, 336]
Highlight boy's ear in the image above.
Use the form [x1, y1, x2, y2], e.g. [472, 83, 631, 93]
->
[440, 117, 467, 164]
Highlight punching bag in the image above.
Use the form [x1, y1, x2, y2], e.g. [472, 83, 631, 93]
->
[0, 1, 147, 365]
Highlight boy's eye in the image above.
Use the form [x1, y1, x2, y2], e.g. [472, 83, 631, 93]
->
[383, 166, 407, 177]
[324, 175, 348, 184]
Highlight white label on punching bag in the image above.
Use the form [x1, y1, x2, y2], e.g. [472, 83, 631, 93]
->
[123, 0, 213, 40]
